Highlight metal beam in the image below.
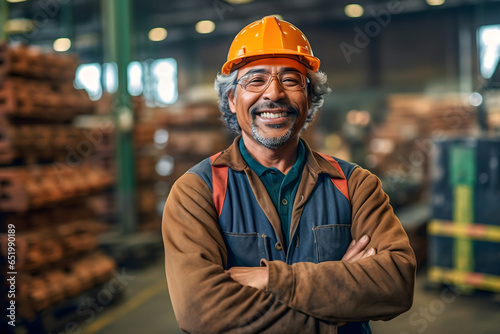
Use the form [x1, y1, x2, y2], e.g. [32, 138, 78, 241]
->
[103, 0, 137, 234]
[61, 0, 73, 42]
[0, 0, 8, 42]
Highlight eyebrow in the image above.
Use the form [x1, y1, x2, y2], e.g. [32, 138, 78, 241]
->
[243, 67, 303, 75]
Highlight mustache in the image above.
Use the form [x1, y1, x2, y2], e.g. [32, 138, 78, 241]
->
[250, 102, 298, 117]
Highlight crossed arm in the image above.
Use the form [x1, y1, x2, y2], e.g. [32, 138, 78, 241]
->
[227, 235, 377, 290]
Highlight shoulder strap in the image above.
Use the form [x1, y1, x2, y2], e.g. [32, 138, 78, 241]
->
[210, 152, 229, 217]
[317, 152, 350, 203]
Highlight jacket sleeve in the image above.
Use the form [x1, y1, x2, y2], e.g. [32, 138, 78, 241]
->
[262, 166, 417, 322]
[162, 172, 339, 333]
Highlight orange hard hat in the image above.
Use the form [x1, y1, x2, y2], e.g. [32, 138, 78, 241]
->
[221, 16, 320, 75]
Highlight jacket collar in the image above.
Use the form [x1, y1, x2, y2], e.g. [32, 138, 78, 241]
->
[212, 135, 345, 180]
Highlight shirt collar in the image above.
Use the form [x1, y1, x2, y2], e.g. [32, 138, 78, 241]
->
[238, 137, 306, 177]
[212, 135, 345, 180]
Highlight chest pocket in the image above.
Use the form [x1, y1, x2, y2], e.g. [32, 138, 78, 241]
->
[221, 231, 270, 268]
[313, 224, 352, 262]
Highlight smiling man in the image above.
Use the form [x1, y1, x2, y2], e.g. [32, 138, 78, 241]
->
[162, 16, 416, 334]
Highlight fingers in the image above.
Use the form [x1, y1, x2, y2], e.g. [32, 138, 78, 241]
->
[225, 267, 269, 290]
[347, 247, 377, 263]
[341, 235, 370, 261]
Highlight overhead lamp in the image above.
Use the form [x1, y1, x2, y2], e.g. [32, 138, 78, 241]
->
[226, 0, 253, 5]
[195, 20, 215, 34]
[224, 0, 254, 4]
[148, 27, 168, 42]
[4, 18, 35, 34]
[426, 0, 445, 5]
[344, 4, 364, 18]
[53, 38, 71, 52]
[469, 92, 483, 107]
[6, 0, 28, 3]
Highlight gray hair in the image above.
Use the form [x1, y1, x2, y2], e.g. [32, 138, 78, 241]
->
[214, 69, 331, 134]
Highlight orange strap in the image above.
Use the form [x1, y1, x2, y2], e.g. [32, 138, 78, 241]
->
[317, 153, 350, 203]
[210, 151, 350, 217]
[210, 152, 229, 217]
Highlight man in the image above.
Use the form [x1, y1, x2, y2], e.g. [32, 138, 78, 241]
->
[162, 16, 416, 334]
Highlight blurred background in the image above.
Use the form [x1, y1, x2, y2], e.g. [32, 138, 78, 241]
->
[0, 0, 499, 333]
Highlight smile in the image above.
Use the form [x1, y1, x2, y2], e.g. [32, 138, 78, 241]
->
[259, 112, 288, 119]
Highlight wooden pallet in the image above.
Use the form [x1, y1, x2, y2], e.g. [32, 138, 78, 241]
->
[0, 43, 78, 82]
[0, 165, 114, 212]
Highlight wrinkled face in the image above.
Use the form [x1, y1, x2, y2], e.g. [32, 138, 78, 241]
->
[228, 58, 311, 150]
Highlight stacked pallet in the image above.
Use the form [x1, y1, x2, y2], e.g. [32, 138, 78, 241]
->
[1, 205, 117, 323]
[0, 165, 113, 211]
[0, 43, 117, 332]
[134, 118, 163, 231]
[368, 94, 478, 204]
[156, 101, 230, 181]
[429, 138, 500, 293]
[85, 95, 161, 230]
[0, 43, 97, 165]
[485, 91, 500, 133]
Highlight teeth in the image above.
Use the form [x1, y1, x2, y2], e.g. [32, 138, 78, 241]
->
[260, 112, 287, 119]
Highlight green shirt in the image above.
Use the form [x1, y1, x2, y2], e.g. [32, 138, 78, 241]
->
[239, 138, 306, 250]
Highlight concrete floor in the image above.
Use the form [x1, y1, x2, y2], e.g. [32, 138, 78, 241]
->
[370, 271, 500, 334]
[78, 258, 499, 334]
[80, 257, 180, 334]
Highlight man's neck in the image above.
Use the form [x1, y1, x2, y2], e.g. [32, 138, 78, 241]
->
[241, 133, 299, 175]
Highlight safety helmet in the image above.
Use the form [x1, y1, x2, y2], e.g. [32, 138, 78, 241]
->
[221, 16, 320, 75]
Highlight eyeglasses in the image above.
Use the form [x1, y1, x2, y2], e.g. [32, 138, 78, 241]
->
[235, 71, 308, 93]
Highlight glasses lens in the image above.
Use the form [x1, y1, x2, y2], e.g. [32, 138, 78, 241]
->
[240, 73, 271, 92]
[238, 71, 307, 92]
[277, 72, 305, 90]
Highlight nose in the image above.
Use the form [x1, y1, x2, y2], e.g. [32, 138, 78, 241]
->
[262, 76, 286, 101]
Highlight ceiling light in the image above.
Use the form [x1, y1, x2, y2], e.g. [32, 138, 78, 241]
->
[53, 38, 71, 52]
[195, 20, 215, 34]
[225, 0, 254, 4]
[469, 92, 483, 107]
[148, 27, 168, 42]
[4, 19, 35, 34]
[344, 4, 364, 18]
[426, 0, 445, 5]
[6, 0, 28, 3]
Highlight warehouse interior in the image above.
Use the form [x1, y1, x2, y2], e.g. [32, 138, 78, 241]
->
[0, 0, 499, 333]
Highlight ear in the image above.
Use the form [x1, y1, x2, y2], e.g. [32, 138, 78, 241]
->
[228, 89, 237, 114]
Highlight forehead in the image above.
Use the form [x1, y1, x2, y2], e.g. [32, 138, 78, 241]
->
[238, 58, 307, 77]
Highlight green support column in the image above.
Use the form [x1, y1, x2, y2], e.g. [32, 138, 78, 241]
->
[61, 0, 73, 46]
[104, 0, 137, 234]
[0, 0, 8, 42]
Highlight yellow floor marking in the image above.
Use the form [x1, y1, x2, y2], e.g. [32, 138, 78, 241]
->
[82, 279, 167, 334]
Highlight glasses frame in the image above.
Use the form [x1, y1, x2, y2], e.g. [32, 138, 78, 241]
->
[235, 71, 309, 93]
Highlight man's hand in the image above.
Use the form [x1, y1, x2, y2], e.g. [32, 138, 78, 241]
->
[227, 235, 375, 289]
[226, 266, 269, 290]
[341, 235, 377, 263]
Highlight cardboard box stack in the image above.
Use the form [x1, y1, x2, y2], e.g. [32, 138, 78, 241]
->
[368, 94, 478, 205]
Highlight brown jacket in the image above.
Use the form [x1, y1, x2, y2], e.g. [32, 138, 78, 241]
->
[162, 138, 416, 333]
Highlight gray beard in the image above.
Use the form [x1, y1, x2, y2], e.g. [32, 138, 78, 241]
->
[251, 120, 295, 150]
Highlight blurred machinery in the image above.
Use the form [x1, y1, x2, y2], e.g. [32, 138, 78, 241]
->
[428, 138, 500, 293]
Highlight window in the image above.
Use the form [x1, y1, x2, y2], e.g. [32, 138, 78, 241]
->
[478, 25, 500, 80]
[74, 63, 102, 100]
[74, 58, 178, 105]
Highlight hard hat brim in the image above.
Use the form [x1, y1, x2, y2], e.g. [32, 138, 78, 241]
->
[221, 52, 320, 75]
